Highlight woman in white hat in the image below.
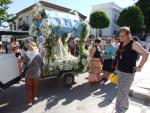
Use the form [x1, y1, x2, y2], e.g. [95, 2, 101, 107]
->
[23, 41, 45, 107]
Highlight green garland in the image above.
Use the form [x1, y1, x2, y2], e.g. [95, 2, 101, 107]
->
[78, 22, 88, 71]
[44, 25, 56, 62]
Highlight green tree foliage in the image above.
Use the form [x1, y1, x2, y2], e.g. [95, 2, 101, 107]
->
[89, 11, 110, 29]
[0, 0, 12, 26]
[136, 0, 150, 32]
[117, 6, 144, 32]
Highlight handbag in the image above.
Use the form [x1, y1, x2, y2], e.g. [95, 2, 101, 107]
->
[21, 53, 37, 78]
[108, 72, 118, 84]
[21, 59, 32, 78]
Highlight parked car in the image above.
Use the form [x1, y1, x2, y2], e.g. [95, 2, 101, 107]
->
[0, 30, 29, 91]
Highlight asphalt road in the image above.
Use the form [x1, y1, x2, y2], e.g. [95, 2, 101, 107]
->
[0, 73, 149, 113]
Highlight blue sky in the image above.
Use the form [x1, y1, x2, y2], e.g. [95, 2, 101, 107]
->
[8, 0, 137, 19]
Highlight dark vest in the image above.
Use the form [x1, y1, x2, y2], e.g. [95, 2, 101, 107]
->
[93, 46, 101, 58]
[117, 40, 138, 73]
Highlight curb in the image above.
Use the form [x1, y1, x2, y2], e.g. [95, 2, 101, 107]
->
[129, 86, 150, 103]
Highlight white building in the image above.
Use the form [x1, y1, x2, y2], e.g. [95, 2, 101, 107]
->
[91, 2, 122, 38]
[9, 0, 86, 31]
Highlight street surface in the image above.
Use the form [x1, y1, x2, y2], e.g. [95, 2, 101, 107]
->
[0, 72, 150, 113]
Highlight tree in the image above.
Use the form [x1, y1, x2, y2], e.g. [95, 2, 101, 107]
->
[89, 11, 110, 36]
[117, 6, 144, 33]
[0, 0, 12, 26]
[136, 0, 150, 32]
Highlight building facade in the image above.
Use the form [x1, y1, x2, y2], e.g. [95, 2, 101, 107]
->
[9, 1, 86, 31]
[91, 2, 122, 38]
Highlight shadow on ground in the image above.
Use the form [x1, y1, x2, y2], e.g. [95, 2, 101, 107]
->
[0, 78, 117, 113]
[93, 82, 117, 108]
[38, 79, 101, 111]
[40, 79, 117, 111]
[0, 82, 28, 113]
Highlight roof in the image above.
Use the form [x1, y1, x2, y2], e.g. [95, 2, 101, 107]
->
[15, 1, 87, 20]
[92, 2, 122, 11]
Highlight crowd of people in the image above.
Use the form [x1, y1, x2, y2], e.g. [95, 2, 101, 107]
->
[0, 26, 149, 113]
[85, 27, 148, 113]
[67, 27, 148, 113]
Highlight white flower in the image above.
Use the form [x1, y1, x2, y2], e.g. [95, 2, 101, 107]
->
[29, 23, 38, 37]
[49, 66, 53, 71]
[33, 30, 38, 37]
[40, 19, 52, 38]
[58, 64, 63, 71]
[33, 3, 43, 17]
[48, 61, 53, 66]
[81, 58, 87, 66]
[68, 63, 73, 70]
[74, 63, 78, 70]
[54, 55, 58, 59]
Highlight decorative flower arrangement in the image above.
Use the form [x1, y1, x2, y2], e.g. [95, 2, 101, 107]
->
[78, 21, 90, 71]
[40, 19, 52, 39]
[32, 3, 43, 20]
[82, 21, 90, 41]
[44, 56, 79, 76]
[30, 3, 90, 75]
[29, 22, 38, 38]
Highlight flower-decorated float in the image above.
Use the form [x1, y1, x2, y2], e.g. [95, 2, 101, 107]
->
[29, 3, 90, 86]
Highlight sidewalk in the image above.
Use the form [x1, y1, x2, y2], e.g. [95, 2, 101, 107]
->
[108, 97, 150, 113]
[124, 100, 150, 113]
[129, 55, 150, 102]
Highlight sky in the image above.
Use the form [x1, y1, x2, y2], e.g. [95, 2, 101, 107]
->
[8, 0, 137, 19]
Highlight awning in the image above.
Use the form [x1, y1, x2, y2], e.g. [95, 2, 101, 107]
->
[46, 10, 82, 37]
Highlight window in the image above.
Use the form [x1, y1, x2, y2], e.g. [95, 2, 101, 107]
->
[18, 17, 22, 24]
[113, 14, 118, 24]
[14, 22, 16, 30]
[26, 16, 29, 24]
[19, 17, 22, 21]
[18, 17, 22, 29]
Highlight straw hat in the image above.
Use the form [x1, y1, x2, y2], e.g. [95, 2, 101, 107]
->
[27, 41, 39, 52]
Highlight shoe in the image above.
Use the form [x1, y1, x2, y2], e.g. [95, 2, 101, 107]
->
[102, 78, 108, 82]
[34, 97, 38, 101]
[89, 82, 94, 86]
[28, 102, 32, 107]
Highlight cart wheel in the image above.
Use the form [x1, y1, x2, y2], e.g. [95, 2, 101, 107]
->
[63, 74, 74, 87]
